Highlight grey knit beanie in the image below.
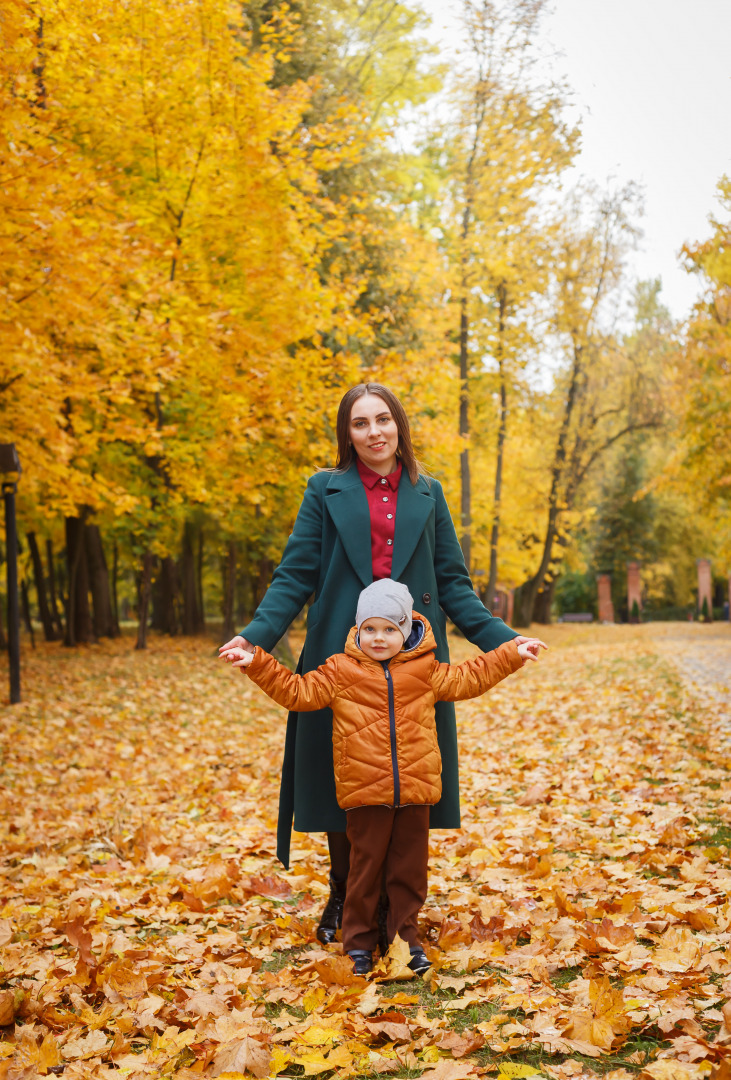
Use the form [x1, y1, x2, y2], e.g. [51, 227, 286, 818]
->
[356, 580, 413, 641]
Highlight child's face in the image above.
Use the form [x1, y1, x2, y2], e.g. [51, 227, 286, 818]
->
[359, 617, 404, 661]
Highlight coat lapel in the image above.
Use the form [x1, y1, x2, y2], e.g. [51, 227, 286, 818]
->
[325, 464, 373, 587]
[391, 473, 434, 581]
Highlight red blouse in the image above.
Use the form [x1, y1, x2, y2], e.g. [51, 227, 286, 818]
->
[356, 458, 402, 580]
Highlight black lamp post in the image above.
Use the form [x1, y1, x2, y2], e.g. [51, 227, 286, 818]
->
[0, 444, 21, 703]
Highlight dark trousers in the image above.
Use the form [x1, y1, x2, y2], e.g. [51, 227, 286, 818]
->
[342, 804, 429, 953]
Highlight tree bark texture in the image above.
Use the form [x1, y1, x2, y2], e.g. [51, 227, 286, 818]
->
[487, 284, 509, 606]
[222, 540, 236, 642]
[46, 538, 64, 638]
[27, 531, 58, 641]
[21, 577, 36, 647]
[64, 515, 93, 646]
[151, 556, 179, 635]
[196, 525, 205, 629]
[85, 524, 118, 638]
[459, 296, 472, 573]
[112, 541, 119, 630]
[514, 341, 583, 627]
[136, 551, 153, 650]
[181, 521, 203, 634]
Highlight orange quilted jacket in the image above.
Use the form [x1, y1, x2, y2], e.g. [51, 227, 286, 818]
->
[244, 614, 522, 811]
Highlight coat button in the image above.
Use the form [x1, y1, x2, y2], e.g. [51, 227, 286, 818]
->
[422, 592, 431, 604]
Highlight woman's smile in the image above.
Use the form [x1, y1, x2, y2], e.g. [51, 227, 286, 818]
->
[349, 393, 399, 474]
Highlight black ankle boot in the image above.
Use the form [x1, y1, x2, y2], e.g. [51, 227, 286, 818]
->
[316, 875, 346, 944]
[348, 949, 373, 975]
[408, 946, 431, 975]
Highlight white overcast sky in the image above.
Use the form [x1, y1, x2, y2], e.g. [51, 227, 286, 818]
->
[415, 0, 731, 320]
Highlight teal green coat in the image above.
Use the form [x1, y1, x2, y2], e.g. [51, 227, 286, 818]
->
[241, 462, 517, 868]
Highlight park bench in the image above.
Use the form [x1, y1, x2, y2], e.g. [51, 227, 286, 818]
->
[558, 612, 594, 623]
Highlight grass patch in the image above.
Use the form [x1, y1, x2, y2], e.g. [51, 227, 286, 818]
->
[551, 968, 581, 989]
[702, 819, 731, 846]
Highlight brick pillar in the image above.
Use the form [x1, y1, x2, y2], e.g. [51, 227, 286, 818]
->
[507, 589, 514, 626]
[627, 561, 642, 623]
[597, 574, 614, 623]
[697, 558, 713, 620]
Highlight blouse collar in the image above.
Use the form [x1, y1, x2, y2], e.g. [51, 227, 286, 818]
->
[356, 458, 403, 491]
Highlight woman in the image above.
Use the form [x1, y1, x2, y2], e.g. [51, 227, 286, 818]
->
[220, 383, 521, 943]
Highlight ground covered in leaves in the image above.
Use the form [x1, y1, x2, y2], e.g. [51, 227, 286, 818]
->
[1, 622, 731, 1080]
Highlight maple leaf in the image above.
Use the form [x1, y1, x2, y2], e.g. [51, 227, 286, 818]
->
[564, 977, 632, 1050]
[366, 1010, 412, 1043]
[373, 934, 416, 981]
[421, 1059, 479, 1080]
[100, 959, 148, 1002]
[437, 1029, 486, 1057]
[211, 1036, 272, 1078]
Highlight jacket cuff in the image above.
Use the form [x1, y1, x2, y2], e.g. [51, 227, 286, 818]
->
[499, 638, 524, 673]
[244, 646, 271, 680]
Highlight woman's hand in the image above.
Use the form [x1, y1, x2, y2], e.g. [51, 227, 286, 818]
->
[219, 635, 254, 661]
[516, 637, 548, 664]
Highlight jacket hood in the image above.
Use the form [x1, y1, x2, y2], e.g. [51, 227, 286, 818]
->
[344, 610, 436, 663]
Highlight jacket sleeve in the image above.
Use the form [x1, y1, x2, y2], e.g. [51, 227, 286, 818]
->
[432, 480, 518, 651]
[245, 648, 339, 712]
[240, 475, 324, 651]
[430, 639, 523, 702]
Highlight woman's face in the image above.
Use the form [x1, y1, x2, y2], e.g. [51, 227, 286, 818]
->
[349, 393, 399, 474]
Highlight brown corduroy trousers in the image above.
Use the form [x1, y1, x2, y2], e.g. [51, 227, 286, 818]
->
[342, 804, 430, 953]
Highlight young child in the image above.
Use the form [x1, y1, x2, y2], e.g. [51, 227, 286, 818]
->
[226, 580, 546, 975]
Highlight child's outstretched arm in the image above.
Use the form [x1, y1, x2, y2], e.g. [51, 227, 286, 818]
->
[430, 637, 547, 702]
[224, 647, 339, 712]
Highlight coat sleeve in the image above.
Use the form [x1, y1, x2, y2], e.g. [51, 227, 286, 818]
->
[430, 639, 523, 701]
[245, 649, 340, 712]
[432, 480, 518, 651]
[240, 475, 324, 651]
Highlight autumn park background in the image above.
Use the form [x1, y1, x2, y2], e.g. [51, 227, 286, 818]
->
[2, 0, 731, 1078]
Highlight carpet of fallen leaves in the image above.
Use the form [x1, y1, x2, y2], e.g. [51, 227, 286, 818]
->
[2, 622, 731, 1080]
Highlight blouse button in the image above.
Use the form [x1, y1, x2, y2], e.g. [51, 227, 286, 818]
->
[422, 592, 431, 604]
[387, 539, 393, 545]
[382, 496, 388, 502]
[380, 478, 387, 484]
[387, 513, 393, 519]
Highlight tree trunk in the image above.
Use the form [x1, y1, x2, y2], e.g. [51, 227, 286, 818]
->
[27, 531, 58, 641]
[151, 555, 178, 635]
[46, 538, 64, 638]
[0, 594, 6, 650]
[21, 578, 36, 647]
[86, 524, 119, 638]
[254, 555, 274, 612]
[459, 295, 471, 572]
[181, 521, 202, 635]
[64, 515, 93, 646]
[222, 540, 236, 641]
[533, 574, 557, 624]
[136, 551, 153, 650]
[112, 541, 119, 631]
[487, 288, 509, 606]
[197, 525, 205, 629]
[515, 342, 584, 626]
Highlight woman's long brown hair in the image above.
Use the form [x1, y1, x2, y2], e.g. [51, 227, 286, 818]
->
[333, 383, 430, 485]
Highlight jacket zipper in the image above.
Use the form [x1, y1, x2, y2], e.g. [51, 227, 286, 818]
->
[383, 661, 400, 807]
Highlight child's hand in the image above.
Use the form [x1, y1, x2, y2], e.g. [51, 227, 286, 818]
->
[223, 646, 256, 669]
[516, 638, 547, 664]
